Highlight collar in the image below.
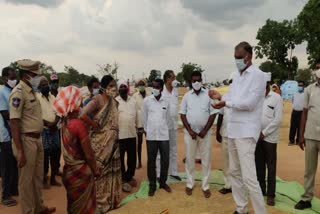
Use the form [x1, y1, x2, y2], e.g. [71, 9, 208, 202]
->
[316, 82, 320, 87]
[191, 88, 205, 94]
[20, 80, 33, 93]
[266, 90, 276, 98]
[116, 95, 131, 102]
[240, 64, 254, 74]
[151, 94, 164, 102]
[4, 83, 13, 90]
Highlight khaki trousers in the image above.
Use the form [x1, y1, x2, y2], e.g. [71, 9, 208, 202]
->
[13, 135, 44, 214]
[302, 139, 320, 201]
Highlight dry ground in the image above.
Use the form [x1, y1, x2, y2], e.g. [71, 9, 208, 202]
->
[1, 100, 319, 214]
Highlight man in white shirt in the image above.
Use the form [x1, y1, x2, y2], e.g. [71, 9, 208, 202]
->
[116, 80, 140, 189]
[209, 42, 267, 214]
[132, 80, 148, 169]
[143, 79, 172, 197]
[289, 80, 305, 146]
[180, 71, 217, 198]
[156, 70, 181, 181]
[255, 73, 283, 207]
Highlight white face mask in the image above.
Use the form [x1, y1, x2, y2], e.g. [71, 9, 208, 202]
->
[92, 88, 99, 95]
[27, 74, 41, 90]
[172, 80, 179, 88]
[152, 88, 161, 97]
[7, 79, 17, 88]
[192, 81, 202, 91]
[235, 58, 247, 71]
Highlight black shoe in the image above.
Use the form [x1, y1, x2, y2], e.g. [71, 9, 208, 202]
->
[218, 188, 232, 194]
[288, 142, 295, 146]
[148, 189, 155, 197]
[2, 197, 17, 207]
[233, 211, 248, 214]
[267, 197, 275, 206]
[170, 175, 182, 181]
[295, 200, 312, 210]
[159, 183, 172, 193]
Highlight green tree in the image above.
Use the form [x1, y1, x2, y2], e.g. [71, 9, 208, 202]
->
[297, 0, 320, 68]
[97, 61, 119, 79]
[176, 72, 184, 84]
[180, 63, 205, 86]
[295, 68, 313, 86]
[255, 19, 303, 80]
[259, 61, 288, 84]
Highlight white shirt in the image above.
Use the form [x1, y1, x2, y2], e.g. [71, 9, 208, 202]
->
[261, 91, 283, 144]
[222, 65, 266, 142]
[219, 107, 231, 138]
[292, 91, 304, 111]
[116, 96, 140, 140]
[132, 91, 149, 128]
[180, 88, 218, 134]
[143, 95, 170, 141]
[162, 85, 179, 130]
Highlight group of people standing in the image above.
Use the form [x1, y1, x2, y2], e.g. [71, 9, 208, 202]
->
[0, 40, 319, 214]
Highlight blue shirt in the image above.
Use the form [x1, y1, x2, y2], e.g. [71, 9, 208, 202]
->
[0, 85, 12, 142]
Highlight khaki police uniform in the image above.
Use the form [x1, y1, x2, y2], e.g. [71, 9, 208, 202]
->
[301, 81, 320, 202]
[10, 60, 45, 214]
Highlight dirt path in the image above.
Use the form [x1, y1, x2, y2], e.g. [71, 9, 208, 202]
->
[1, 102, 319, 213]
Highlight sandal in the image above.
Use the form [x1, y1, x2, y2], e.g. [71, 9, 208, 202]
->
[185, 187, 193, 196]
[203, 189, 211, 198]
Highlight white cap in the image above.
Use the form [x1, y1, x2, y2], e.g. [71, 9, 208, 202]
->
[117, 79, 127, 88]
[264, 72, 272, 82]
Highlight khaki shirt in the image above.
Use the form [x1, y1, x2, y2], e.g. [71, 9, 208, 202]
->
[9, 81, 43, 133]
[303, 82, 320, 141]
[36, 93, 56, 124]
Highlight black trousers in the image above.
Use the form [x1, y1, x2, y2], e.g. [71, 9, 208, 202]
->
[42, 129, 61, 177]
[119, 138, 137, 182]
[0, 142, 18, 200]
[147, 140, 169, 190]
[289, 110, 302, 144]
[137, 130, 144, 166]
[255, 140, 277, 198]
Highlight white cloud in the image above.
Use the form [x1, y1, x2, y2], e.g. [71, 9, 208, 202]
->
[0, 0, 310, 83]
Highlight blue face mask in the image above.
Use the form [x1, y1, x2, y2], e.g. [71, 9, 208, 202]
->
[298, 86, 304, 92]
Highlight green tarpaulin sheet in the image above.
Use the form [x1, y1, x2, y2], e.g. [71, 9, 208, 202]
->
[121, 170, 320, 214]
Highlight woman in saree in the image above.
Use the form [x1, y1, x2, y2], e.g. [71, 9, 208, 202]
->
[53, 86, 100, 214]
[80, 75, 122, 213]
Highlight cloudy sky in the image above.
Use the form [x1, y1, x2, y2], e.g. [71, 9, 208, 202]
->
[0, 0, 309, 82]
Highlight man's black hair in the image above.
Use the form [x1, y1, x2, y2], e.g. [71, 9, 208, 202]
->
[87, 77, 99, 88]
[1, 67, 14, 77]
[154, 78, 164, 89]
[235, 41, 253, 55]
[163, 70, 174, 83]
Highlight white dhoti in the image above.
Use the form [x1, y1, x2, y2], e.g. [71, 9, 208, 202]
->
[228, 138, 267, 214]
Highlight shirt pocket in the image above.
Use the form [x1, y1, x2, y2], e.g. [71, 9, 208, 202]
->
[265, 105, 274, 118]
[25, 98, 38, 113]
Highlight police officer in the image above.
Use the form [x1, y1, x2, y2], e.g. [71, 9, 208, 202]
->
[10, 59, 56, 214]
